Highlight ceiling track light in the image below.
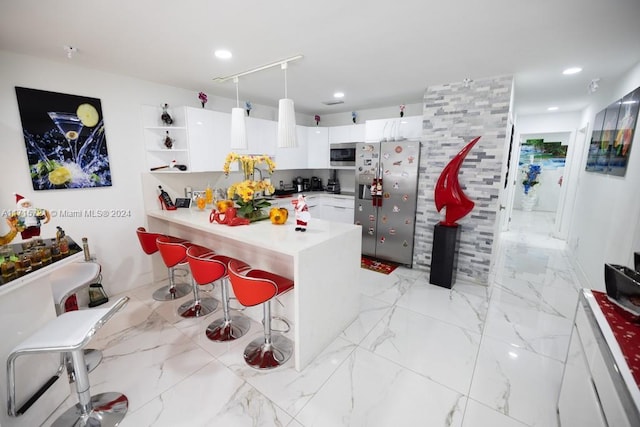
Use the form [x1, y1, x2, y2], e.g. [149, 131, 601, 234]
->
[212, 55, 303, 83]
[462, 78, 473, 88]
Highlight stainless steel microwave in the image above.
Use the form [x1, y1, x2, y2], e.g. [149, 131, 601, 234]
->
[330, 142, 357, 166]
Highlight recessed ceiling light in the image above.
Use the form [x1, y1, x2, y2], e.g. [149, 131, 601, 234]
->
[562, 67, 582, 75]
[214, 49, 232, 59]
[333, 92, 345, 98]
[547, 106, 559, 111]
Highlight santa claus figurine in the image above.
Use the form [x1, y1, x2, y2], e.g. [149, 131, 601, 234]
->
[292, 194, 310, 232]
[11, 193, 51, 240]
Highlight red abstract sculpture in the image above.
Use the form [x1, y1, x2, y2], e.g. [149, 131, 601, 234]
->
[209, 206, 250, 226]
[434, 137, 481, 226]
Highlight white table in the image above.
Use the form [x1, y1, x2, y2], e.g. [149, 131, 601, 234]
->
[147, 208, 361, 371]
[0, 248, 83, 427]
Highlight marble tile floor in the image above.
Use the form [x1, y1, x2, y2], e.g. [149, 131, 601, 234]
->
[44, 210, 579, 426]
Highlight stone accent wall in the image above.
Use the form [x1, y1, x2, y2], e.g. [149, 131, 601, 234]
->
[413, 75, 513, 285]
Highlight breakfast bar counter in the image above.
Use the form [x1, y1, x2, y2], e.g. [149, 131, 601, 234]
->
[146, 208, 361, 371]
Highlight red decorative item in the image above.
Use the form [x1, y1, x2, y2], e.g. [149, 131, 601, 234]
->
[434, 136, 481, 226]
[209, 207, 250, 226]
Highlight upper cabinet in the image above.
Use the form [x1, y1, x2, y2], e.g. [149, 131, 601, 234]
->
[328, 124, 365, 144]
[365, 116, 423, 142]
[185, 107, 230, 172]
[307, 127, 329, 169]
[276, 125, 308, 170]
[244, 116, 277, 156]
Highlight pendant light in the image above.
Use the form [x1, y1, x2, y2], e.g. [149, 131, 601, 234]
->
[230, 77, 247, 149]
[277, 62, 297, 148]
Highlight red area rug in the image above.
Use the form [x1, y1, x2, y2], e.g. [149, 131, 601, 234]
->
[361, 256, 398, 275]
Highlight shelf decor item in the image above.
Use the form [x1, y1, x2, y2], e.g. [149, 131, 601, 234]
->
[163, 131, 173, 149]
[245, 101, 252, 116]
[223, 153, 276, 221]
[400, 104, 405, 118]
[161, 103, 173, 125]
[314, 114, 320, 126]
[352, 111, 357, 124]
[198, 92, 208, 108]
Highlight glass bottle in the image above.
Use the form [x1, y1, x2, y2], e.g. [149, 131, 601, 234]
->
[82, 237, 92, 261]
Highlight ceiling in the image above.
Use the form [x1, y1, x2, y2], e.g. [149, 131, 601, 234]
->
[2, 0, 639, 117]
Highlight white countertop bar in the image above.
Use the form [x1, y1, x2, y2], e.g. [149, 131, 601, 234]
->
[146, 208, 361, 371]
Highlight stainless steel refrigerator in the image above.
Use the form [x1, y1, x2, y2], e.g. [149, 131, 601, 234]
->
[354, 140, 420, 266]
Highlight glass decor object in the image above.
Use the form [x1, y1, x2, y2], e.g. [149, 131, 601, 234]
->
[161, 103, 173, 125]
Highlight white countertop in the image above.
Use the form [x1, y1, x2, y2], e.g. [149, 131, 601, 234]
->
[147, 208, 360, 256]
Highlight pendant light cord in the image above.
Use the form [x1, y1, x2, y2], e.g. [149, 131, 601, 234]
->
[282, 63, 288, 99]
[234, 77, 240, 108]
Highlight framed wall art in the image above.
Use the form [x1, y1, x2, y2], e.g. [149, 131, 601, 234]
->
[15, 87, 112, 190]
[586, 85, 639, 177]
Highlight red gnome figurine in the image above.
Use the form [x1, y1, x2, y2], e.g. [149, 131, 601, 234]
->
[292, 194, 310, 232]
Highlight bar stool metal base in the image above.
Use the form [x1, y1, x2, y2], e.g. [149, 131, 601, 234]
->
[178, 297, 218, 318]
[244, 334, 293, 369]
[206, 314, 251, 342]
[152, 283, 191, 301]
[51, 392, 128, 427]
[65, 349, 103, 382]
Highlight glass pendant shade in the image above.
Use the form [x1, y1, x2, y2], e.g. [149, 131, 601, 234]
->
[277, 98, 297, 148]
[230, 107, 247, 149]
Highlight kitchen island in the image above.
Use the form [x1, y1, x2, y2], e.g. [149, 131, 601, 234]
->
[146, 208, 361, 371]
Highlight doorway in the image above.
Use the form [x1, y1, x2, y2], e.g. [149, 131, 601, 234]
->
[507, 132, 573, 237]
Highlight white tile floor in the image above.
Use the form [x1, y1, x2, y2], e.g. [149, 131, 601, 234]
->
[46, 210, 580, 426]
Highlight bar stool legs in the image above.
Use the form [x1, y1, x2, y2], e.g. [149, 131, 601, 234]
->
[53, 349, 128, 427]
[152, 266, 191, 301]
[244, 300, 293, 369]
[177, 277, 218, 318]
[205, 278, 250, 341]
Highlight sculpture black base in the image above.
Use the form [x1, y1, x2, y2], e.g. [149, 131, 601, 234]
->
[429, 224, 460, 289]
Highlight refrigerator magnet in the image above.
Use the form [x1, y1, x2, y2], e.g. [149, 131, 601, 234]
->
[369, 214, 375, 222]
[368, 227, 374, 235]
[393, 205, 400, 212]
[407, 155, 415, 164]
[393, 182, 399, 189]
[383, 152, 390, 159]
[358, 204, 363, 211]
[395, 145, 403, 153]
[402, 240, 409, 247]
[379, 236, 385, 244]
[389, 228, 396, 235]
[382, 215, 388, 223]
[393, 160, 402, 166]
[384, 192, 390, 198]
[402, 194, 409, 202]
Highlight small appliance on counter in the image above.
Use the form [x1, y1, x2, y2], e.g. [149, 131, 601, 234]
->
[326, 170, 341, 194]
[310, 176, 323, 191]
[294, 176, 304, 192]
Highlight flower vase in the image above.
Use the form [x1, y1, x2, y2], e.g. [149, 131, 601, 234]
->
[239, 207, 269, 222]
[521, 188, 538, 212]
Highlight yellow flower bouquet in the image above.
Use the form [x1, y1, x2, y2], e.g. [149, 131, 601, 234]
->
[223, 153, 276, 220]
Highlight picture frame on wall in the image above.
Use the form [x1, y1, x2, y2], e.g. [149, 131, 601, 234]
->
[608, 86, 640, 176]
[586, 85, 640, 177]
[15, 87, 113, 190]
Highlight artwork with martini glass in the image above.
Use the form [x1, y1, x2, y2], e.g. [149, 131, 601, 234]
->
[15, 87, 112, 190]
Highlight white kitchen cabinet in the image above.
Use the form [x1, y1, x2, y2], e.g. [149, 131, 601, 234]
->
[245, 116, 276, 156]
[323, 196, 354, 224]
[142, 105, 189, 173]
[307, 127, 329, 169]
[365, 116, 422, 142]
[276, 125, 308, 169]
[328, 124, 365, 144]
[185, 107, 230, 172]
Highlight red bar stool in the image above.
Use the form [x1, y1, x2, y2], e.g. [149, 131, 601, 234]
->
[156, 236, 218, 318]
[228, 260, 294, 369]
[186, 246, 251, 342]
[136, 227, 190, 301]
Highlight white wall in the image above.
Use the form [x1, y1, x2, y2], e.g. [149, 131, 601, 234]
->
[568, 61, 640, 291]
[0, 50, 288, 296]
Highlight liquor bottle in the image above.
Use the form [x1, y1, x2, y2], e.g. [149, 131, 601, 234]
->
[82, 237, 92, 261]
[158, 186, 176, 210]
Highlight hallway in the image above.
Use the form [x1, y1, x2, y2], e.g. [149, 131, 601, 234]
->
[45, 212, 579, 426]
